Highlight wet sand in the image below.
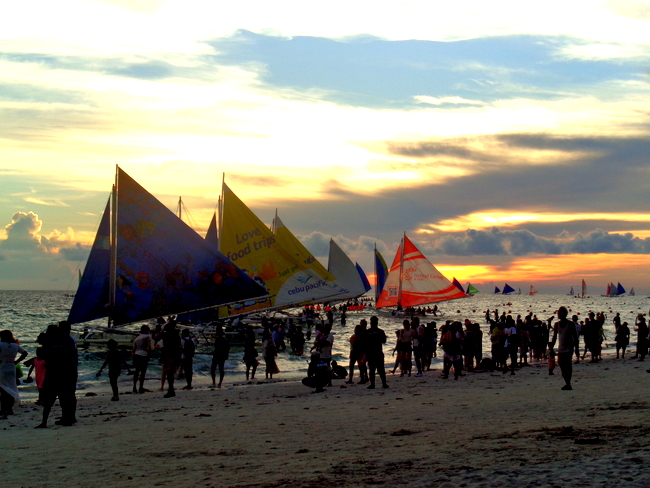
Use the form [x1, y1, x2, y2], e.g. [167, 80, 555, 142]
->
[2, 354, 649, 487]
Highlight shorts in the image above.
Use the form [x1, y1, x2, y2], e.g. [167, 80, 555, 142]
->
[397, 342, 412, 353]
[132, 355, 149, 370]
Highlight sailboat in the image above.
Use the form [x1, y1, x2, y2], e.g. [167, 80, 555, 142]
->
[452, 278, 464, 293]
[374, 247, 388, 304]
[568, 286, 574, 296]
[327, 238, 372, 301]
[502, 283, 516, 295]
[218, 182, 343, 313]
[68, 167, 268, 327]
[529, 285, 538, 295]
[581, 279, 587, 297]
[494, 286, 501, 294]
[375, 234, 467, 309]
[466, 283, 479, 295]
[629, 287, 635, 296]
[602, 282, 624, 297]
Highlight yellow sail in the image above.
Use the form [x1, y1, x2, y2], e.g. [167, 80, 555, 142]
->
[220, 184, 342, 310]
[272, 213, 336, 282]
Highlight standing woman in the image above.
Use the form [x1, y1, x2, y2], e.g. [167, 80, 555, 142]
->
[0, 330, 28, 419]
[262, 329, 279, 379]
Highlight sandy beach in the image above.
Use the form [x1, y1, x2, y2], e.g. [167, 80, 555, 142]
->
[2, 353, 649, 488]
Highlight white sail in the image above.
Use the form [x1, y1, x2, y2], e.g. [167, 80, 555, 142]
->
[327, 239, 369, 300]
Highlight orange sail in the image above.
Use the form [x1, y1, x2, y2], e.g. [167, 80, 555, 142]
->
[376, 235, 467, 308]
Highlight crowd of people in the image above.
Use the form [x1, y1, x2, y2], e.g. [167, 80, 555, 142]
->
[2, 303, 650, 427]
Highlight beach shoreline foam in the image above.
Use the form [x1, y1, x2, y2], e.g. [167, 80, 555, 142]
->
[2, 352, 649, 487]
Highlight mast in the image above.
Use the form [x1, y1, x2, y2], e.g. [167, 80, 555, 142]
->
[397, 233, 405, 309]
[374, 243, 378, 304]
[177, 196, 182, 220]
[108, 167, 118, 327]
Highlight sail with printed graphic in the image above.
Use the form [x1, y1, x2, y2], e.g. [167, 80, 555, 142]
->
[68, 168, 268, 326]
[376, 234, 467, 308]
[68, 199, 112, 325]
[219, 183, 342, 310]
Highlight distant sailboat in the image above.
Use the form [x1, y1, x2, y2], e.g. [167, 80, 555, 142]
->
[466, 283, 479, 295]
[502, 283, 516, 295]
[529, 285, 538, 295]
[616, 282, 626, 295]
[581, 279, 587, 297]
[452, 277, 465, 293]
[629, 287, 635, 296]
[375, 234, 467, 309]
[568, 286, 574, 296]
[494, 286, 501, 294]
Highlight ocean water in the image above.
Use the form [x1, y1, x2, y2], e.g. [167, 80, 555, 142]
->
[2, 290, 648, 399]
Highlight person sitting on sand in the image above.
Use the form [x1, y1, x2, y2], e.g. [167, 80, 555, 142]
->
[96, 339, 131, 401]
[550, 306, 579, 391]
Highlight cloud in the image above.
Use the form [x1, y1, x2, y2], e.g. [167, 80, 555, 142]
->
[1, 211, 42, 251]
[425, 227, 650, 256]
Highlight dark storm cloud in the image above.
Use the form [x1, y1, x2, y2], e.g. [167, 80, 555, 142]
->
[425, 227, 650, 256]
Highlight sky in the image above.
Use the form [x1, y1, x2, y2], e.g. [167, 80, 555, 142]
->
[1, 0, 650, 293]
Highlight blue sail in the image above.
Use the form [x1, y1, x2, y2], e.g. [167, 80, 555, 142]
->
[113, 168, 266, 326]
[356, 263, 372, 293]
[502, 283, 516, 294]
[452, 277, 464, 293]
[205, 211, 219, 248]
[68, 198, 112, 324]
[494, 286, 501, 294]
[616, 282, 626, 295]
[374, 249, 388, 299]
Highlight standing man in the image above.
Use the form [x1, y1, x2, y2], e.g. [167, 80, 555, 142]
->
[365, 316, 389, 389]
[550, 306, 579, 391]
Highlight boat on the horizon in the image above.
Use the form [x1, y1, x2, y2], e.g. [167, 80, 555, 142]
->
[568, 286, 574, 296]
[502, 283, 516, 295]
[494, 286, 501, 294]
[466, 283, 479, 295]
[375, 234, 467, 312]
[528, 285, 538, 295]
[601, 281, 626, 297]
